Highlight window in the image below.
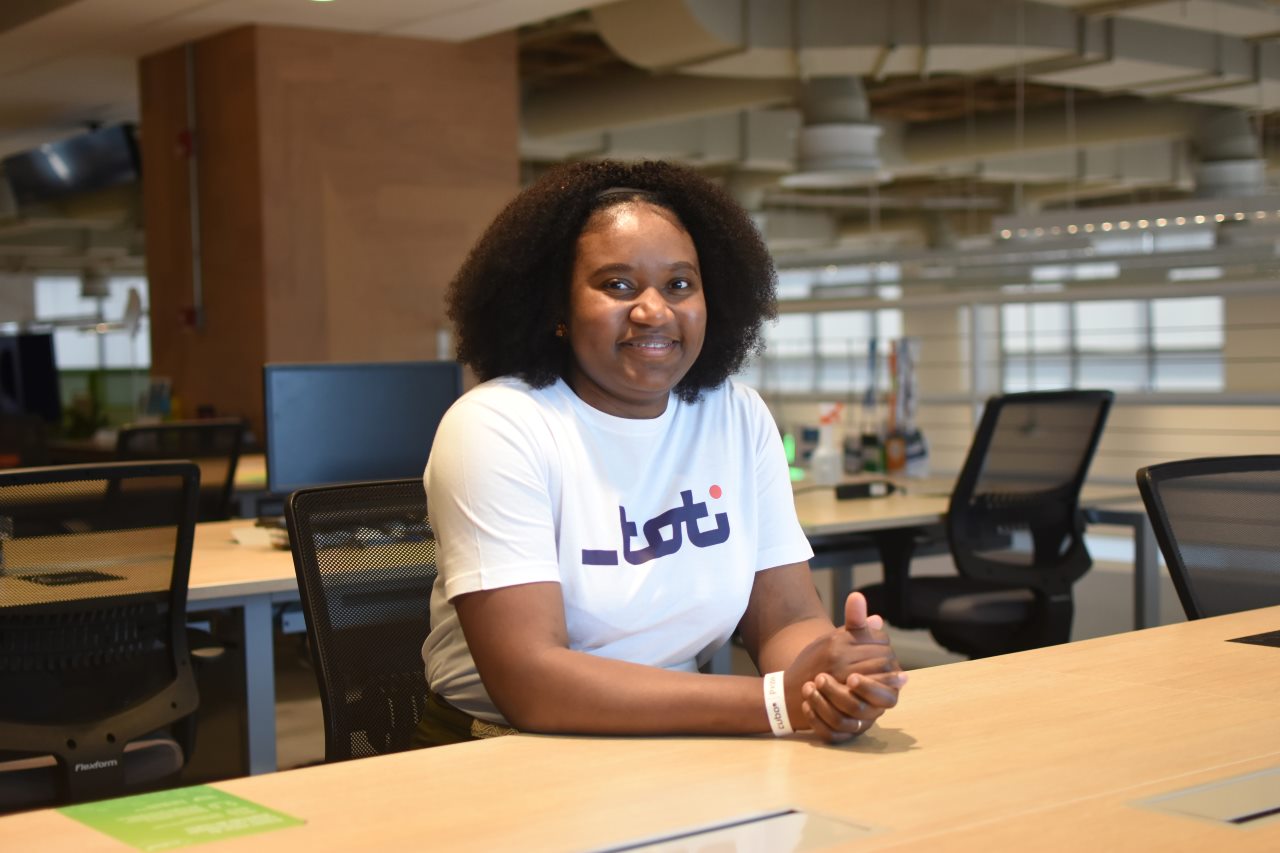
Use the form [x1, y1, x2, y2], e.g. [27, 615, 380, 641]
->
[737, 265, 905, 395]
[1151, 296, 1224, 391]
[747, 307, 903, 395]
[1000, 295, 1223, 393]
[33, 275, 150, 370]
[738, 258, 1227, 401]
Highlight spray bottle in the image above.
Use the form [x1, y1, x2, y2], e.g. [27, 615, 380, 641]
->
[810, 402, 844, 486]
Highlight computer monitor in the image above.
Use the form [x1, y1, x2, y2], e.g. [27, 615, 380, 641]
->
[0, 332, 61, 423]
[262, 360, 462, 497]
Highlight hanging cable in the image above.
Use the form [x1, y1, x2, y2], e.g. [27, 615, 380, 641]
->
[1014, 0, 1027, 214]
[1066, 85, 1077, 210]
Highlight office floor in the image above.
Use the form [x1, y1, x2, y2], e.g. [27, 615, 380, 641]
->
[273, 633, 326, 771]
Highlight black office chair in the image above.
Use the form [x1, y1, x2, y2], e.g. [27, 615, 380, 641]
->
[285, 478, 437, 763]
[116, 418, 246, 521]
[0, 461, 201, 812]
[860, 390, 1114, 658]
[1137, 455, 1280, 620]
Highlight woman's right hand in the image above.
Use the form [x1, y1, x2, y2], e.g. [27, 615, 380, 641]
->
[783, 592, 907, 741]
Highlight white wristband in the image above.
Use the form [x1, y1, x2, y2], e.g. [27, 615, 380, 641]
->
[763, 671, 793, 736]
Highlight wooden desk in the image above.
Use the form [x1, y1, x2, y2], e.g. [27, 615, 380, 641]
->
[4, 606, 1276, 850]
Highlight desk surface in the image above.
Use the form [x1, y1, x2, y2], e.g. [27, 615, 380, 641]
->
[187, 520, 295, 602]
[793, 488, 949, 538]
[792, 480, 1140, 538]
[3, 605, 1276, 850]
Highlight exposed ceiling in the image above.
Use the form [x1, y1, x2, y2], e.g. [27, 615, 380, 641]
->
[5, 0, 1280, 278]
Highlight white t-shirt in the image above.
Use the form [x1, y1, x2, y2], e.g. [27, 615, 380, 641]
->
[421, 377, 813, 723]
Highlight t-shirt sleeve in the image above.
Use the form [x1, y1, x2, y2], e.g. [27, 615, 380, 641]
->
[425, 391, 562, 602]
[742, 387, 814, 571]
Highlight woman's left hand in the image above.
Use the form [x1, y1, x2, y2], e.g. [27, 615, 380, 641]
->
[801, 668, 907, 742]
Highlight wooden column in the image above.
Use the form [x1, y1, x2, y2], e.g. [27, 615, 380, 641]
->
[139, 25, 518, 438]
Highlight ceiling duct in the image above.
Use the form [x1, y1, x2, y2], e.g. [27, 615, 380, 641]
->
[781, 76, 886, 188]
[80, 264, 109, 298]
[1191, 108, 1264, 198]
[586, 1, 1280, 186]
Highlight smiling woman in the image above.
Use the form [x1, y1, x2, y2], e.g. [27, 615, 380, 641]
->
[415, 160, 907, 748]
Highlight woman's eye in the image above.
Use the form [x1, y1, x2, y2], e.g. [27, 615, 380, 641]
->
[603, 279, 632, 291]
[670, 278, 692, 291]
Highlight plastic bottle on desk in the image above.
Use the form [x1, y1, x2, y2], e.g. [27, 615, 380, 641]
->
[809, 403, 844, 486]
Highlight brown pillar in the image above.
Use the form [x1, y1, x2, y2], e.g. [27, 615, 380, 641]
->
[138, 25, 518, 439]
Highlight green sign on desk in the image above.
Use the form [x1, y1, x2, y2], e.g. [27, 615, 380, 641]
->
[58, 785, 304, 850]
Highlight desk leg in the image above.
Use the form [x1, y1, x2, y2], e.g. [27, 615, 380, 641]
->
[1133, 516, 1159, 630]
[829, 564, 854, 625]
[236, 491, 260, 519]
[242, 597, 278, 775]
[875, 529, 918, 626]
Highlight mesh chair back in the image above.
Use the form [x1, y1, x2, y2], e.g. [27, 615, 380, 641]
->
[948, 390, 1114, 592]
[0, 461, 200, 808]
[1137, 455, 1280, 619]
[116, 419, 244, 521]
[285, 479, 436, 763]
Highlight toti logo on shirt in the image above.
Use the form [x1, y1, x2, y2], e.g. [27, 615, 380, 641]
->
[582, 485, 730, 566]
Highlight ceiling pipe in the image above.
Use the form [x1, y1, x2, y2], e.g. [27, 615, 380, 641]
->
[900, 98, 1215, 166]
[522, 73, 796, 138]
[593, 0, 1080, 79]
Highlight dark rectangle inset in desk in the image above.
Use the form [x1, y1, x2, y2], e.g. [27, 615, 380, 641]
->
[591, 809, 877, 852]
[17, 570, 126, 586]
[1229, 629, 1280, 649]
[1138, 765, 1280, 829]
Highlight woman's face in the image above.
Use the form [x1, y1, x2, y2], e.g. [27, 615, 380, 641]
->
[564, 201, 706, 419]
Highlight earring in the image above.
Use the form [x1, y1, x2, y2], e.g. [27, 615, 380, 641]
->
[555, 323, 567, 338]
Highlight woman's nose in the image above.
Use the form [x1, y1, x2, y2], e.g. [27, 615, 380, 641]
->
[630, 287, 673, 325]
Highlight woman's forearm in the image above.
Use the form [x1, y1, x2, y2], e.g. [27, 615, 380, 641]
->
[455, 581, 778, 735]
[492, 646, 771, 735]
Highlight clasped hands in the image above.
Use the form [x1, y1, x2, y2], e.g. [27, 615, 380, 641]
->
[786, 592, 906, 743]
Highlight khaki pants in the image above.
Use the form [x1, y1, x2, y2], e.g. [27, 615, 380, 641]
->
[411, 691, 518, 748]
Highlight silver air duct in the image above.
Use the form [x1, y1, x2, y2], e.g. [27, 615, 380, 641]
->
[782, 76, 886, 188]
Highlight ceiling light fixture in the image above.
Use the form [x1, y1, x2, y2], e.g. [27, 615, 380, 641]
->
[993, 195, 1280, 241]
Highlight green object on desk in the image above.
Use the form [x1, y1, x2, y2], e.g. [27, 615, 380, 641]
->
[58, 785, 303, 851]
[782, 432, 806, 481]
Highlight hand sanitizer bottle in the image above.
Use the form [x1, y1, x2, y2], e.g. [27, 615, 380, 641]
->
[809, 403, 843, 486]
